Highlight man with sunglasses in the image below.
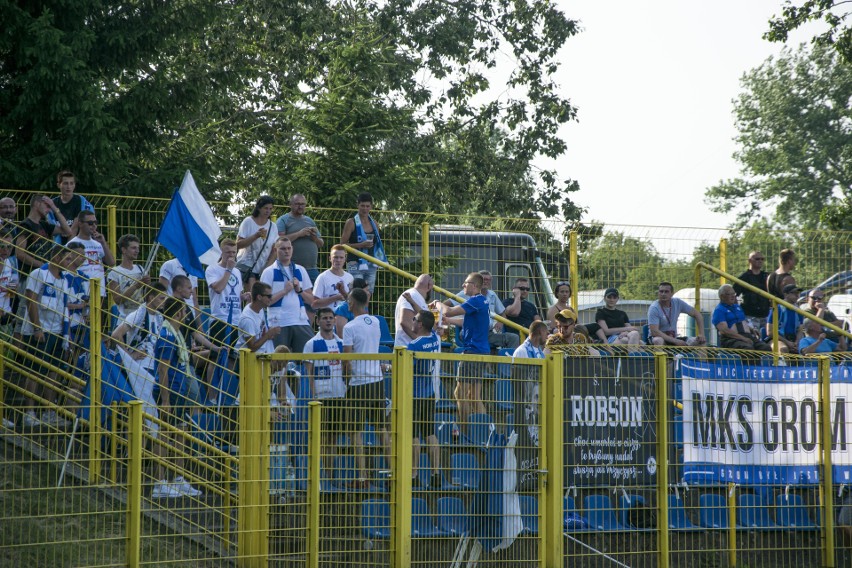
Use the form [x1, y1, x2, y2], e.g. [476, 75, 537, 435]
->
[503, 277, 541, 339]
[802, 288, 845, 343]
[68, 210, 115, 299]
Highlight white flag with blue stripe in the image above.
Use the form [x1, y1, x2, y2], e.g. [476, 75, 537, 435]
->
[156, 171, 221, 278]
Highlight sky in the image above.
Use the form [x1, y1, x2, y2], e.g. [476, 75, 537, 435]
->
[549, 0, 821, 229]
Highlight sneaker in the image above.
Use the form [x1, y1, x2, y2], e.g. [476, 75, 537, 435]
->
[22, 410, 40, 427]
[41, 410, 69, 428]
[174, 476, 202, 497]
[151, 481, 182, 499]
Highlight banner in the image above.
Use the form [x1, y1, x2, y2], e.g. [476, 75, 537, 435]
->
[681, 360, 852, 485]
[562, 357, 659, 487]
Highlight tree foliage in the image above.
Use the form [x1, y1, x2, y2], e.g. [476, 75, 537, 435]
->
[766, 0, 852, 63]
[705, 44, 852, 228]
[0, 0, 582, 221]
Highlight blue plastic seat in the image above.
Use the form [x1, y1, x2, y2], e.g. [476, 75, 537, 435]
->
[434, 413, 458, 446]
[564, 495, 590, 531]
[436, 497, 469, 536]
[737, 493, 777, 529]
[698, 493, 729, 529]
[494, 379, 513, 412]
[412, 498, 444, 537]
[333, 455, 358, 488]
[774, 494, 817, 530]
[583, 494, 627, 531]
[668, 494, 698, 530]
[361, 423, 379, 447]
[374, 314, 394, 348]
[519, 495, 539, 535]
[497, 348, 514, 378]
[618, 494, 647, 529]
[445, 452, 480, 490]
[465, 413, 495, 446]
[361, 499, 391, 539]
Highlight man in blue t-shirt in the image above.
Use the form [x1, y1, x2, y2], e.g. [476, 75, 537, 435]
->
[430, 272, 490, 429]
[712, 284, 770, 351]
[799, 319, 847, 354]
[406, 310, 443, 488]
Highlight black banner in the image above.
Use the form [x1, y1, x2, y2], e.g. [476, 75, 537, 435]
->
[563, 357, 659, 487]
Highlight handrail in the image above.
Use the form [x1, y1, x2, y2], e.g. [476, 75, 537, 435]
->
[340, 244, 528, 337]
[693, 262, 852, 359]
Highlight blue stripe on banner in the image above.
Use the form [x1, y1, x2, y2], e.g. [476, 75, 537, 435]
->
[157, 175, 219, 278]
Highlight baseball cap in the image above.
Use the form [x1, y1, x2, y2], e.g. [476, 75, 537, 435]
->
[604, 288, 619, 298]
[782, 284, 802, 294]
[557, 308, 577, 322]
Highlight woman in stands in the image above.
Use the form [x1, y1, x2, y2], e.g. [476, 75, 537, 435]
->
[546, 281, 573, 326]
[236, 195, 278, 290]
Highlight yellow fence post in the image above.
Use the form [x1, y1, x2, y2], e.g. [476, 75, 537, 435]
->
[819, 356, 836, 568]
[421, 222, 430, 275]
[569, 231, 578, 310]
[654, 353, 670, 568]
[542, 353, 563, 568]
[771, 301, 780, 365]
[126, 400, 143, 568]
[237, 349, 268, 568]
[88, 279, 103, 484]
[719, 238, 727, 284]
[107, 205, 117, 259]
[0, 340, 5, 426]
[727, 482, 737, 568]
[307, 401, 322, 568]
[392, 348, 413, 568]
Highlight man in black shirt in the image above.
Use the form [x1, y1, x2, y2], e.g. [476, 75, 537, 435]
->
[502, 277, 541, 337]
[15, 194, 71, 276]
[733, 251, 770, 330]
[51, 170, 94, 243]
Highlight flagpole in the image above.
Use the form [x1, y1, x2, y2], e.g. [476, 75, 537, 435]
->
[142, 241, 161, 276]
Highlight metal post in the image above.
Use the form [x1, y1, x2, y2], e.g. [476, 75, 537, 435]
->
[542, 353, 564, 568]
[772, 301, 780, 365]
[392, 348, 413, 568]
[654, 353, 670, 568]
[819, 356, 835, 568]
[307, 401, 322, 568]
[727, 482, 737, 568]
[421, 222, 430, 275]
[88, 280, 103, 484]
[126, 400, 143, 568]
[569, 231, 578, 310]
[238, 349, 267, 567]
[0, 340, 6, 426]
[107, 205, 117, 261]
[110, 402, 119, 483]
[719, 238, 727, 284]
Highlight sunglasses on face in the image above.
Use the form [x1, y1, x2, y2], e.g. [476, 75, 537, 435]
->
[517, 286, 530, 291]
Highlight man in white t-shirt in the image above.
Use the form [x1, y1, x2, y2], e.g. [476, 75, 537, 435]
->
[205, 238, 247, 345]
[159, 257, 198, 308]
[311, 245, 353, 312]
[67, 210, 115, 297]
[342, 287, 384, 488]
[21, 244, 72, 427]
[235, 282, 281, 355]
[303, 306, 346, 469]
[393, 273, 434, 348]
[107, 234, 151, 318]
[260, 236, 315, 353]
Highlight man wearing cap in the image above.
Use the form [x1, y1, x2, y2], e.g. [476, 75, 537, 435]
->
[712, 284, 771, 351]
[766, 284, 805, 353]
[595, 288, 641, 347]
[545, 307, 598, 355]
[733, 251, 770, 330]
[648, 282, 706, 347]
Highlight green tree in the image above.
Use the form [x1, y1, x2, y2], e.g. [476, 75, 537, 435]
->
[766, 0, 852, 63]
[705, 44, 852, 228]
[578, 231, 663, 293]
[0, 0, 582, 222]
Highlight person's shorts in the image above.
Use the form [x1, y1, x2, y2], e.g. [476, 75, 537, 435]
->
[316, 397, 346, 433]
[344, 380, 386, 430]
[456, 358, 486, 384]
[413, 397, 436, 440]
[24, 332, 65, 377]
[68, 324, 90, 351]
[153, 384, 192, 428]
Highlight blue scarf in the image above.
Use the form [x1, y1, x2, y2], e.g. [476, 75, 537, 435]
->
[521, 338, 544, 359]
[271, 261, 304, 309]
[353, 214, 387, 268]
[310, 336, 343, 377]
